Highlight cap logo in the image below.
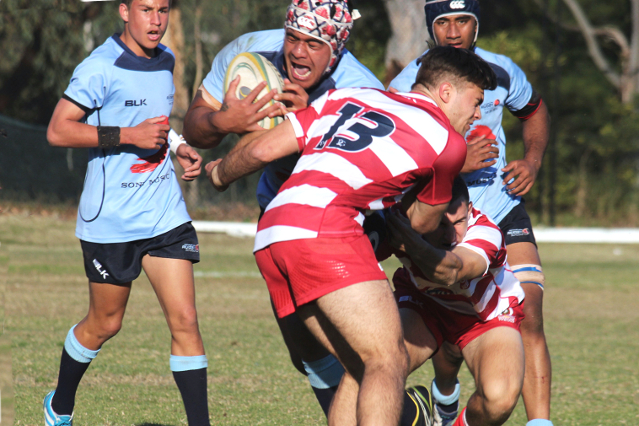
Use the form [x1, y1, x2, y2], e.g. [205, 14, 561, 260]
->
[450, 0, 466, 8]
[297, 14, 316, 31]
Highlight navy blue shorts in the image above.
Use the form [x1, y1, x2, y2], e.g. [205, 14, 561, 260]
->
[498, 201, 537, 247]
[80, 222, 200, 285]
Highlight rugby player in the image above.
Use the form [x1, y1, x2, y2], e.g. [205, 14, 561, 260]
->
[44, 0, 209, 424]
[382, 177, 525, 426]
[206, 46, 496, 426]
[182, 0, 388, 416]
[388, 2, 552, 425]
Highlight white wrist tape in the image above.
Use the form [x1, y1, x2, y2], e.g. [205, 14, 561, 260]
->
[169, 129, 187, 154]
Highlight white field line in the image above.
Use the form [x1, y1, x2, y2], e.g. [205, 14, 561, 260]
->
[193, 221, 639, 244]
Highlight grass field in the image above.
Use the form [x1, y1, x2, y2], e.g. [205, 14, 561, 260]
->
[2, 213, 639, 425]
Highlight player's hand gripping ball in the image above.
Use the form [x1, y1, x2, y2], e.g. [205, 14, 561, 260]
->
[224, 52, 285, 129]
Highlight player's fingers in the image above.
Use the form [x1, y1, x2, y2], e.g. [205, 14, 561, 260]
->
[184, 168, 201, 178]
[507, 173, 531, 192]
[502, 170, 517, 187]
[225, 76, 241, 100]
[388, 87, 399, 94]
[244, 81, 269, 104]
[501, 162, 515, 173]
[466, 134, 488, 145]
[482, 150, 499, 159]
[148, 116, 168, 124]
[273, 91, 298, 104]
[515, 182, 534, 196]
[268, 102, 288, 117]
[281, 80, 303, 94]
[191, 154, 203, 167]
[253, 103, 282, 123]
[251, 90, 278, 113]
[181, 172, 195, 181]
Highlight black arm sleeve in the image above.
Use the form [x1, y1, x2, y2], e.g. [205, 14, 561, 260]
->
[511, 88, 542, 121]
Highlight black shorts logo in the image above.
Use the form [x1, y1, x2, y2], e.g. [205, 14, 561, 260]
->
[92, 259, 110, 280]
[182, 244, 199, 253]
[507, 228, 530, 237]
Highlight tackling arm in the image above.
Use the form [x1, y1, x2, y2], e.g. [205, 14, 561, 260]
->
[387, 212, 489, 286]
[207, 119, 299, 191]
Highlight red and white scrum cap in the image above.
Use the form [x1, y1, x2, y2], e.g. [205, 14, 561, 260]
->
[285, 0, 360, 74]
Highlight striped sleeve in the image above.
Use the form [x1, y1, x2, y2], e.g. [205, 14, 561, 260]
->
[457, 210, 507, 270]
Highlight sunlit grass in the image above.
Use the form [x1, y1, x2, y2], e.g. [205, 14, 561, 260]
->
[3, 214, 638, 425]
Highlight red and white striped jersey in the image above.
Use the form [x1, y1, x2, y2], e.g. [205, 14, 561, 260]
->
[394, 207, 525, 321]
[254, 88, 467, 252]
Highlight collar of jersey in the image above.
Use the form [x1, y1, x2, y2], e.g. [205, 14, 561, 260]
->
[400, 92, 439, 107]
[112, 33, 164, 62]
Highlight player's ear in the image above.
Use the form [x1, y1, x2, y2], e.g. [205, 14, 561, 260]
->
[467, 201, 473, 218]
[119, 2, 130, 23]
[439, 82, 454, 104]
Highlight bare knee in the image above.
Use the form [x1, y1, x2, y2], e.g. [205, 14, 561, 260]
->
[167, 306, 200, 336]
[86, 317, 123, 343]
[364, 338, 409, 379]
[478, 379, 521, 425]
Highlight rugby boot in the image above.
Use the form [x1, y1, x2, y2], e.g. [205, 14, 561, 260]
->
[406, 385, 434, 426]
[44, 391, 73, 426]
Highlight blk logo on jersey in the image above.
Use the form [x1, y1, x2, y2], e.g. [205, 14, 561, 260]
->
[92, 259, 110, 280]
[125, 99, 147, 107]
[130, 142, 168, 174]
[315, 102, 396, 152]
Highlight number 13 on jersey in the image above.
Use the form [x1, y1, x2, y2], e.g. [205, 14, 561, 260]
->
[315, 102, 396, 153]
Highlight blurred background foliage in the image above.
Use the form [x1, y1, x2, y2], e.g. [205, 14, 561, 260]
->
[1, 0, 638, 226]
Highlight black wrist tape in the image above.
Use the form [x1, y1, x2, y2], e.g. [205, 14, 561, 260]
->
[97, 126, 120, 148]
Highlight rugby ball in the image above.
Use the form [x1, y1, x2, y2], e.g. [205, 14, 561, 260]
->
[224, 52, 285, 129]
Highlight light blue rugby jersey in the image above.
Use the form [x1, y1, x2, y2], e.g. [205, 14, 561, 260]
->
[64, 34, 191, 243]
[389, 47, 533, 224]
[202, 29, 384, 209]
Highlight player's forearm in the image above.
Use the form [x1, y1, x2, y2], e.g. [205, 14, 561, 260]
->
[521, 102, 550, 170]
[48, 120, 140, 149]
[216, 131, 269, 186]
[183, 107, 227, 149]
[403, 237, 463, 286]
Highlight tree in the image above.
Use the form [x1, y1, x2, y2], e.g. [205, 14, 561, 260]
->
[534, 0, 639, 104]
[381, 0, 428, 83]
